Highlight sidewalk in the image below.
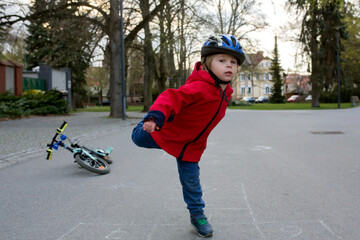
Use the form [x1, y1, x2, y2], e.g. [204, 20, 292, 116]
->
[0, 111, 145, 169]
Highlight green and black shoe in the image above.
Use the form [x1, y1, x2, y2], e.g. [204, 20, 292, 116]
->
[190, 214, 213, 238]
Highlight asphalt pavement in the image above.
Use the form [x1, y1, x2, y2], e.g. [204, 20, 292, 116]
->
[0, 108, 359, 239]
[0, 111, 144, 169]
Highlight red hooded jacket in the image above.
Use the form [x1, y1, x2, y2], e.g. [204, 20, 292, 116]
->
[145, 62, 233, 162]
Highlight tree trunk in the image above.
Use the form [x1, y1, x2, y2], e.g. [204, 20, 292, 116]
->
[178, 0, 186, 87]
[157, 7, 167, 93]
[166, 2, 176, 89]
[140, 0, 155, 112]
[109, 0, 123, 118]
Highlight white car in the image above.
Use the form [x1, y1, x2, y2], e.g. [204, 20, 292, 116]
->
[242, 97, 255, 103]
[287, 95, 299, 102]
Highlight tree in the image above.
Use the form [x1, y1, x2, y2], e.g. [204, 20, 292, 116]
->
[139, 0, 157, 112]
[1, 0, 170, 118]
[85, 66, 110, 103]
[24, 0, 101, 108]
[270, 36, 285, 103]
[1, 30, 26, 63]
[208, 0, 267, 46]
[341, 1, 360, 94]
[288, 0, 347, 107]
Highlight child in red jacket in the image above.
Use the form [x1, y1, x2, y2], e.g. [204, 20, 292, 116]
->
[132, 34, 245, 237]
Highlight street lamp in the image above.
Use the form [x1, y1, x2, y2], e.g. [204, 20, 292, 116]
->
[120, 0, 126, 120]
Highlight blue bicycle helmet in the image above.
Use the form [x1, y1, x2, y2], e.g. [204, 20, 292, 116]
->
[201, 34, 245, 66]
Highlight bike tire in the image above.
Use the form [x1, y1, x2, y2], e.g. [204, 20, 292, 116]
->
[88, 152, 112, 164]
[75, 154, 110, 175]
[82, 146, 113, 164]
[100, 155, 113, 164]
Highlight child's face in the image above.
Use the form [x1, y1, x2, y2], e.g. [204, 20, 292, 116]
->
[210, 54, 238, 82]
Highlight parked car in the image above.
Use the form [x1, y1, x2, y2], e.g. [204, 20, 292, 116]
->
[255, 96, 269, 103]
[287, 95, 300, 102]
[242, 96, 255, 103]
[305, 95, 312, 102]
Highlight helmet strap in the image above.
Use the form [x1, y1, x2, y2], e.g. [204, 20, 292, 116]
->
[208, 69, 232, 86]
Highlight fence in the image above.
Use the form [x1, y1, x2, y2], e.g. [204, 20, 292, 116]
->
[23, 77, 46, 91]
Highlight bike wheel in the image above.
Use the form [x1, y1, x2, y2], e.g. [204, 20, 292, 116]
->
[88, 152, 112, 164]
[75, 154, 110, 175]
[100, 155, 112, 164]
[83, 146, 113, 164]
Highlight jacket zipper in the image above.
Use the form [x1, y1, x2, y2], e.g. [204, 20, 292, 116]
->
[177, 88, 226, 160]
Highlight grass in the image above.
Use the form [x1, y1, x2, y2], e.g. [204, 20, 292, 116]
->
[228, 102, 356, 110]
[73, 105, 143, 113]
[73, 103, 358, 113]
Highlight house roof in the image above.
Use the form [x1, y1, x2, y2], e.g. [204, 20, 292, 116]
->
[244, 51, 272, 66]
[0, 59, 22, 67]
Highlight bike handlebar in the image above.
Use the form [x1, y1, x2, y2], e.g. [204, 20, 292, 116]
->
[46, 121, 68, 160]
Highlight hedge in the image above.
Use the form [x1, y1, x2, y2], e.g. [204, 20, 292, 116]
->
[0, 90, 69, 119]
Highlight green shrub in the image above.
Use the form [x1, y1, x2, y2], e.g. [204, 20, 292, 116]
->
[232, 100, 253, 106]
[0, 90, 68, 118]
[320, 87, 353, 103]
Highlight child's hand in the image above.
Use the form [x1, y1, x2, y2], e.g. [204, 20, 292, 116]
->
[143, 119, 160, 133]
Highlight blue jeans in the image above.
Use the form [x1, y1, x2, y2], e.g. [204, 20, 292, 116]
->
[131, 119, 205, 215]
[131, 118, 161, 149]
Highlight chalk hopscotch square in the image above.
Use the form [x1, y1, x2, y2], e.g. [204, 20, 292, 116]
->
[57, 223, 155, 240]
[213, 223, 266, 240]
[258, 220, 341, 240]
[58, 182, 342, 240]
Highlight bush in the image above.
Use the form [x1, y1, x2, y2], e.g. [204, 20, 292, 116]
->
[0, 90, 68, 119]
[232, 100, 253, 106]
[320, 87, 353, 103]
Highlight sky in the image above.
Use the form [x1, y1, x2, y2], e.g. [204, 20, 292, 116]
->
[250, 0, 307, 74]
[7, 0, 306, 73]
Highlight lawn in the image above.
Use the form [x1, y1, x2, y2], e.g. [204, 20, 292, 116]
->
[74, 105, 143, 113]
[228, 102, 356, 110]
[74, 103, 357, 113]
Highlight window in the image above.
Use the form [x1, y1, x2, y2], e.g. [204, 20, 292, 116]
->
[266, 62, 268, 67]
[241, 87, 245, 94]
[265, 84, 270, 94]
[240, 74, 245, 81]
[265, 73, 270, 80]
[247, 87, 252, 94]
[255, 73, 260, 80]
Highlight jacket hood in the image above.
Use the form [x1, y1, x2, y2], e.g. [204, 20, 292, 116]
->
[185, 62, 234, 96]
[185, 61, 216, 86]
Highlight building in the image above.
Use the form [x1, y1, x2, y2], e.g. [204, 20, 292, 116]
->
[284, 73, 311, 99]
[0, 60, 23, 96]
[232, 51, 273, 100]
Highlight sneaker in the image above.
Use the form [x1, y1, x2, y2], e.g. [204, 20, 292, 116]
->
[190, 214, 213, 238]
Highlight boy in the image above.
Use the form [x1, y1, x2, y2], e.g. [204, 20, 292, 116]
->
[132, 34, 245, 237]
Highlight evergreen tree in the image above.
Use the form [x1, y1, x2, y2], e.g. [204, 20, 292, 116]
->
[341, 1, 360, 94]
[24, 0, 99, 108]
[288, 0, 347, 107]
[270, 36, 284, 103]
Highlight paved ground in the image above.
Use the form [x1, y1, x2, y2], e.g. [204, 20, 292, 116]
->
[0, 108, 360, 239]
[0, 111, 145, 169]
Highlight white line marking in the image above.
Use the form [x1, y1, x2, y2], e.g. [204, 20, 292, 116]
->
[319, 220, 342, 239]
[281, 226, 302, 239]
[56, 222, 83, 240]
[241, 183, 265, 239]
[105, 227, 127, 239]
[251, 146, 272, 151]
